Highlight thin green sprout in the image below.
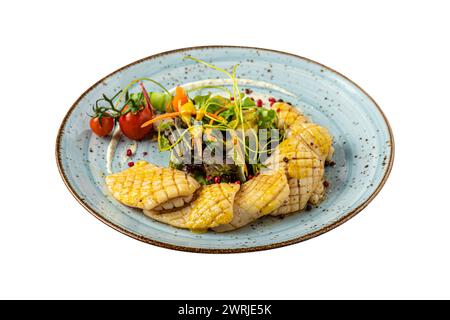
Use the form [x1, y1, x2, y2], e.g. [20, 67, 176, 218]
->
[115, 78, 170, 110]
[203, 114, 228, 125]
[187, 85, 232, 96]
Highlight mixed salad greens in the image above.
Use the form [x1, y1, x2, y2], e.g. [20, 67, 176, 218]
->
[89, 56, 284, 184]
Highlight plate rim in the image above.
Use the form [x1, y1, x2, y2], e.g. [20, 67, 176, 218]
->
[55, 45, 395, 253]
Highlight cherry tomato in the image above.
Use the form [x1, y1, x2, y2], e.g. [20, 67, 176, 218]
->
[119, 106, 153, 140]
[90, 116, 114, 137]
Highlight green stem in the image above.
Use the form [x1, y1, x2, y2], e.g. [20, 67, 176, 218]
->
[187, 85, 232, 96]
[115, 78, 170, 109]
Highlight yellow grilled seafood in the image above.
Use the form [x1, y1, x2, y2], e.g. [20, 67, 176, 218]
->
[286, 121, 334, 161]
[272, 102, 333, 161]
[105, 103, 332, 230]
[105, 161, 200, 211]
[264, 136, 325, 215]
[213, 169, 289, 232]
[144, 183, 240, 232]
[272, 102, 309, 129]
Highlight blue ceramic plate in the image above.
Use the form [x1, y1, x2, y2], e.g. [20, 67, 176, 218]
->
[56, 46, 394, 253]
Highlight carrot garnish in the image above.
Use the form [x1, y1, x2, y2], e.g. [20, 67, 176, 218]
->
[141, 112, 181, 128]
[208, 108, 227, 125]
[141, 109, 197, 128]
[172, 86, 188, 112]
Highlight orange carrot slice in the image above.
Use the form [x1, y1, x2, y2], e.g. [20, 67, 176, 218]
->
[140, 110, 197, 128]
[141, 112, 181, 128]
[208, 108, 227, 125]
[206, 112, 225, 122]
[172, 86, 188, 112]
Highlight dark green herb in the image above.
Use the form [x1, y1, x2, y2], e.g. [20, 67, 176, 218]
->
[257, 108, 277, 129]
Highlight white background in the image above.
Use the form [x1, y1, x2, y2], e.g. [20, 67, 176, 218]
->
[1, 0, 449, 299]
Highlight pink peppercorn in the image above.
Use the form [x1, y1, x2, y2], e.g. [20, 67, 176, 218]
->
[256, 99, 263, 107]
[126, 149, 132, 157]
[128, 161, 134, 167]
[268, 97, 276, 103]
[214, 176, 221, 184]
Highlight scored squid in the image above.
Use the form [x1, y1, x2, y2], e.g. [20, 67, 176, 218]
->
[263, 137, 325, 215]
[272, 102, 334, 161]
[213, 169, 290, 232]
[144, 183, 240, 232]
[105, 161, 200, 211]
[286, 122, 334, 161]
[272, 102, 309, 129]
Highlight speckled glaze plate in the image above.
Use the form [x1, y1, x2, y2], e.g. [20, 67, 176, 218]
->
[56, 46, 394, 253]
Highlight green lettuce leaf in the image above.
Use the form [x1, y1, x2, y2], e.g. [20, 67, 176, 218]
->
[257, 108, 277, 129]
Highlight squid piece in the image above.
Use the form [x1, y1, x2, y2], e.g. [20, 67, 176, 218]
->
[271, 102, 309, 129]
[263, 137, 325, 215]
[272, 102, 333, 161]
[286, 121, 334, 161]
[213, 169, 290, 232]
[105, 161, 200, 211]
[143, 183, 240, 232]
